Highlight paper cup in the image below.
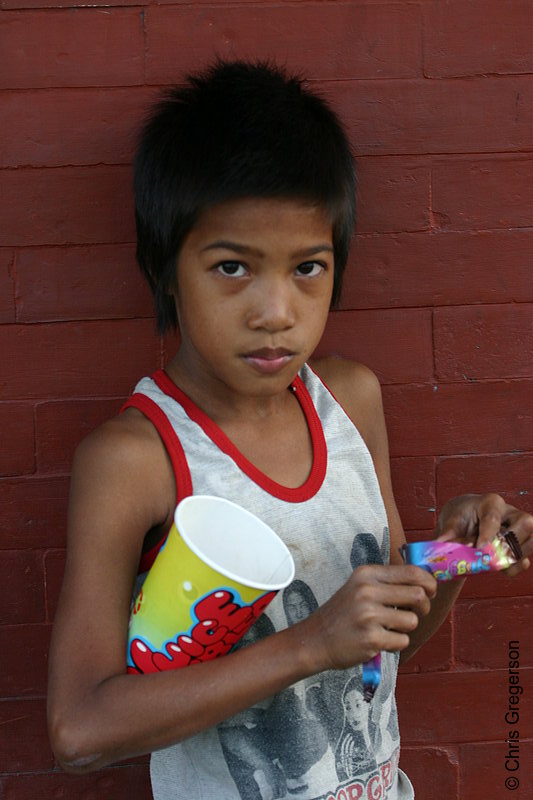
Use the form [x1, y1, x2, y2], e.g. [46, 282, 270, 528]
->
[127, 495, 295, 674]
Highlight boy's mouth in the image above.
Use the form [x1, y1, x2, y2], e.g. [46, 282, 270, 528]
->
[241, 347, 294, 374]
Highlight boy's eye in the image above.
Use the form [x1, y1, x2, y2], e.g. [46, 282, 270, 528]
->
[296, 261, 325, 277]
[216, 261, 247, 277]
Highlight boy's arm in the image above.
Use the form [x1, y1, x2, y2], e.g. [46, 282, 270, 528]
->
[347, 365, 466, 662]
[48, 409, 435, 773]
[315, 357, 532, 663]
[47, 414, 310, 771]
[400, 491, 533, 659]
[313, 358, 466, 662]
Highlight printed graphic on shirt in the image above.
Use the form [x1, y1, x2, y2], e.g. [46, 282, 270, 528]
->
[325, 748, 401, 800]
[217, 532, 400, 800]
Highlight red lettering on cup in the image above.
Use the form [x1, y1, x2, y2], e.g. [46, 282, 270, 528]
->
[177, 635, 204, 658]
[128, 588, 276, 674]
[190, 619, 229, 646]
[152, 643, 192, 670]
[129, 638, 156, 674]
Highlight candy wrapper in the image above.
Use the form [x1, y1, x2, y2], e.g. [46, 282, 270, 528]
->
[362, 653, 381, 702]
[363, 530, 522, 702]
[399, 530, 522, 581]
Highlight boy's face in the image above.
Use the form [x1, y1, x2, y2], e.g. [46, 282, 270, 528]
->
[171, 197, 334, 401]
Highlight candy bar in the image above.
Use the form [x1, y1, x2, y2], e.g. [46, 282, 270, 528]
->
[363, 531, 522, 702]
[399, 530, 522, 581]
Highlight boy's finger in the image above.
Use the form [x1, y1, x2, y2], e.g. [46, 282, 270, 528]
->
[372, 583, 434, 615]
[382, 607, 420, 633]
[375, 564, 437, 598]
[377, 630, 412, 653]
[508, 510, 533, 546]
[503, 558, 531, 578]
[475, 493, 507, 546]
[435, 527, 465, 543]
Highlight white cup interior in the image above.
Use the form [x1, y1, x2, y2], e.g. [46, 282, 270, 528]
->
[176, 496, 295, 591]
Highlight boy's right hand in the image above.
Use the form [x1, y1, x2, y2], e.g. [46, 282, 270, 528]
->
[298, 564, 437, 673]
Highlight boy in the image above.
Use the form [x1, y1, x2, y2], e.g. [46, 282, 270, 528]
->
[48, 61, 532, 800]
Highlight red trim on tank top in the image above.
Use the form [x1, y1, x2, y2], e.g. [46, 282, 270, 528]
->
[120, 393, 193, 573]
[152, 368, 327, 503]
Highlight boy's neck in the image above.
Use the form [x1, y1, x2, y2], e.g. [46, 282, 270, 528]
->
[165, 355, 299, 426]
[165, 354, 314, 489]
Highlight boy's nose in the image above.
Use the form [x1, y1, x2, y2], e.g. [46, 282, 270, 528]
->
[247, 279, 296, 332]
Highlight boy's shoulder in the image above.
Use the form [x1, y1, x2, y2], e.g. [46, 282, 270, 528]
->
[76, 406, 164, 468]
[309, 356, 382, 412]
[70, 407, 175, 536]
[309, 356, 384, 453]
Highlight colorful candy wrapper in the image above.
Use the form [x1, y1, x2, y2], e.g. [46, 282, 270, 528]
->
[363, 530, 521, 702]
[362, 653, 381, 702]
[399, 530, 522, 581]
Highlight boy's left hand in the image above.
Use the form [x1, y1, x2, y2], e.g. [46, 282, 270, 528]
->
[435, 493, 532, 577]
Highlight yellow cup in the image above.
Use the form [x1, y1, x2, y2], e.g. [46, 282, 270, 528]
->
[127, 495, 295, 674]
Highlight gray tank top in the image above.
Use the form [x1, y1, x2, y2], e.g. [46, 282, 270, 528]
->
[129, 363, 414, 800]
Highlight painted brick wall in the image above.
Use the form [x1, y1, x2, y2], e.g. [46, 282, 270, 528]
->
[1, 1, 532, 798]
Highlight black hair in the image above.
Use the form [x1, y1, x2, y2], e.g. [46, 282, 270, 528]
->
[134, 59, 356, 333]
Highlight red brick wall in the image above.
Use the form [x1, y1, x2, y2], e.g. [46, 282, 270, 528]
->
[1, 2, 532, 798]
